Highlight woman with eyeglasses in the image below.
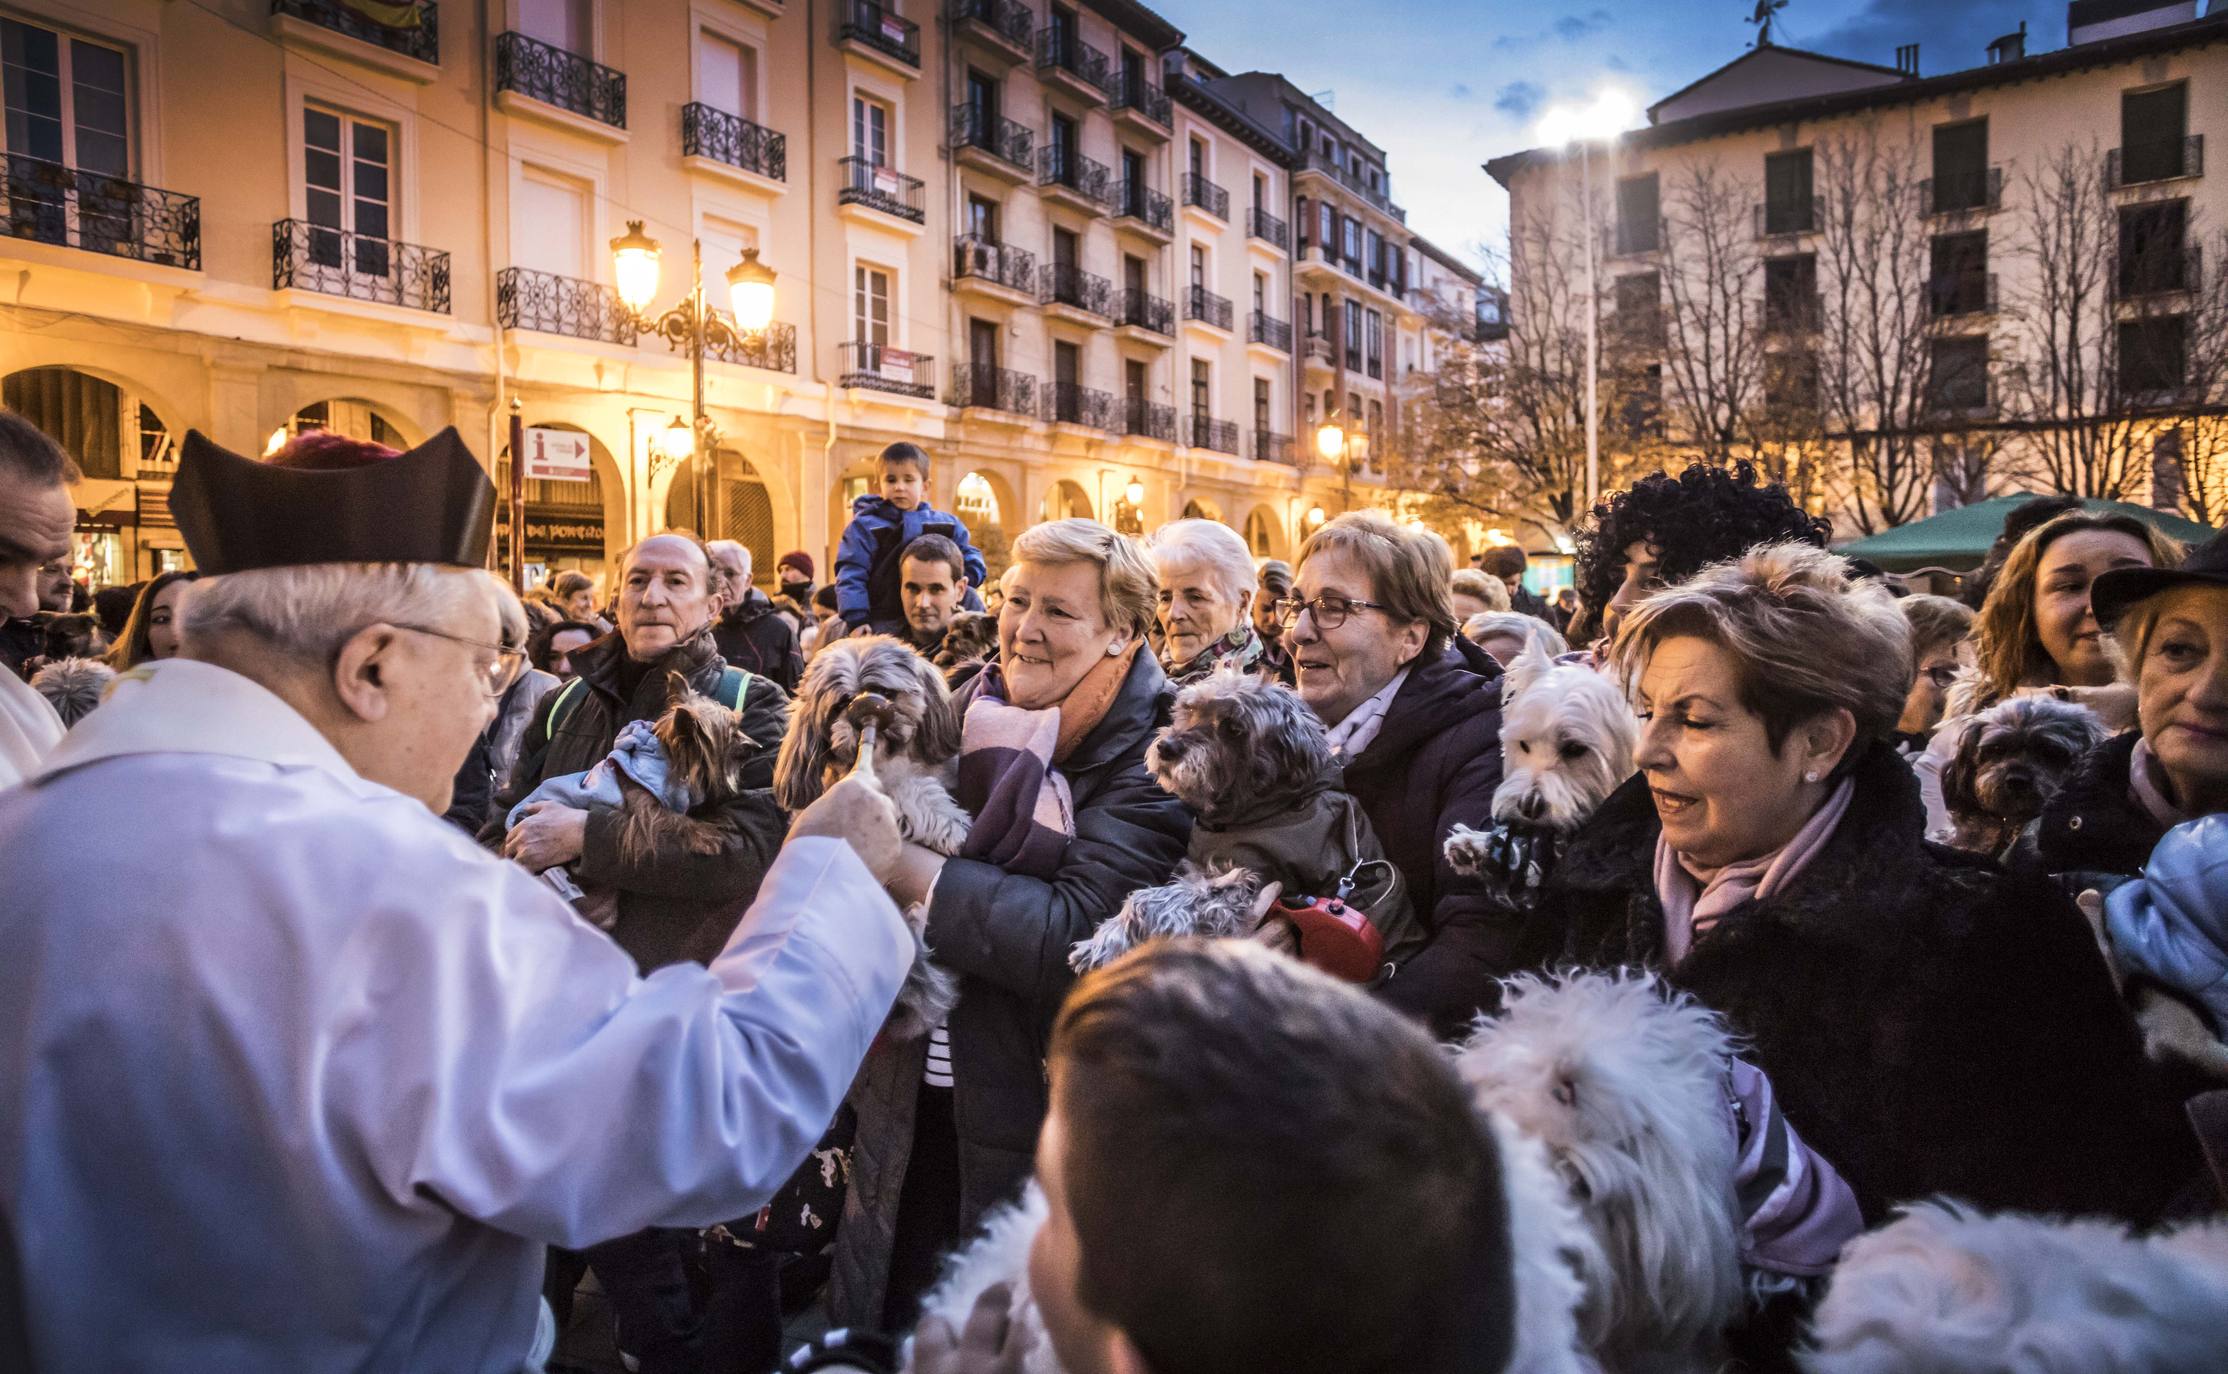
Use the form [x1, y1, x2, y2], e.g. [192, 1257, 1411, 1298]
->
[1892, 595, 1974, 751]
[1278, 511, 1509, 1039]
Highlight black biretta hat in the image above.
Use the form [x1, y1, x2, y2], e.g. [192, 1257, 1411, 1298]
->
[2091, 528, 2228, 629]
[169, 427, 495, 574]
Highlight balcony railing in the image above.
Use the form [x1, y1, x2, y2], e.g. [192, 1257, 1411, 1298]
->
[1, 154, 200, 270]
[273, 218, 449, 312]
[272, 0, 439, 65]
[839, 340, 934, 397]
[2108, 135, 2204, 190]
[1252, 429, 1295, 465]
[1044, 381, 1115, 428]
[836, 0, 919, 66]
[954, 234, 1036, 293]
[838, 157, 925, 222]
[1125, 397, 1176, 441]
[1036, 30, 1111, 96]
[1189, 413, 1239, 455]
[494, 31, 624, 128]
[952, 0, 1031, 52]
[496, 266, 632, 344]
[1117, 286, 1172, 335]
[1039, 144, 1111, 209]
[951, 104, 1032, 171]
[1185, 284, 1232, 330]
[2114, 247, 2201, 300]
[1040, 262, 1112, 316]
[703, 315, 798, 372]
[1755, 196, 1821, 237]
[1110, 69, 1170, 126]
[950, 364, 1035, 415]
[1922, 167, 2002, 216]
[1183, 171, 1229, 220]
[683, 103, 786, 181]
[1249, 311, 1291, 351]
[1926, 273, 1998, 318]
[1112, 180, 1172, 233]
[1299, 148, 1402, 220]
[1246, 206, 1288, 249]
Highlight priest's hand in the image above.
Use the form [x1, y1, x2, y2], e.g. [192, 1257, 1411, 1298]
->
[792, 774, 903, 883]
[504, 801, 588, 872]
[914, 1282, 1034, 1374]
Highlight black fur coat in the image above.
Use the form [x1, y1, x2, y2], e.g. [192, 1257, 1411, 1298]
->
[1537, 743, 2199, 1224]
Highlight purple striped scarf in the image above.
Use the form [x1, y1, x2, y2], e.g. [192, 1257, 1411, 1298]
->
[954, 669, 1077, 879]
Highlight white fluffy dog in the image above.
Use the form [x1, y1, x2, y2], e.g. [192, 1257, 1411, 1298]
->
[1804, 1202, 2228, 1374]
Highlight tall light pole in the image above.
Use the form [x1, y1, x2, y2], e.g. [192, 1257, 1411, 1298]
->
[1536, 90, 1639, 514]
[610, 221, 778, 536]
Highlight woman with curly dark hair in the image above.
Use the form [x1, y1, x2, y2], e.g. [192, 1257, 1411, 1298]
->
[1572, 461, 1831, 648]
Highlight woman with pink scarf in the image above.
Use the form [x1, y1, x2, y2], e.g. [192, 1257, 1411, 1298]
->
[1535, 542, 2199, 1228]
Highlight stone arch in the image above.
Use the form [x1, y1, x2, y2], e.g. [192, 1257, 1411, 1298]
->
[1242, 504, 1287, 560]
[1180, 496, 1224, 524]
[668, 447, 779, 582]
[2, 365, 177, 481]
[1040, 479, 1093, 523]
[955, 468, 1018, 583]
[273, 396, 421, 453]
[263, 375, 442, 450]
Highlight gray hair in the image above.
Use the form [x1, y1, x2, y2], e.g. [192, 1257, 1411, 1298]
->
[180, 563, 504, 667]
[1146, 519, 1257, 607]
[1462, 612, 1567, 659]
[707, 538, 753, 584]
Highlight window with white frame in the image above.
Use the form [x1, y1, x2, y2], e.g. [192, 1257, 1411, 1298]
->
[517, 0, 590, 55]
[854, 263, 891, 346]
[1, 18, 130, 175]
[514, 167, 589, 278]
[304, 105, 395, 274]
[852, 94, 891, 167]
[697, 29, 758, 119]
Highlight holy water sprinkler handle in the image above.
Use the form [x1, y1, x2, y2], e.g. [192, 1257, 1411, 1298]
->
[843, 691, 896, 785]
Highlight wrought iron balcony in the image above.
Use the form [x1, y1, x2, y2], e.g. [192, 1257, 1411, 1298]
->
[682, 103, 786, 181]
[2108, 135, 2203, 190]
[838, 156, 925, 222]
[1755, 196, 1821, 238]
[494, 32, 624, 128]
[2114, 247, 2201, 301]
[1110, 69, 1170, 127]
[1183, 171, 1229, 220]
[1249, 311, 1291, 351]
[1926, 273, 1998, 318]
[1189, 413, 1239, 455]
[1, 154, 200, 270]
[705, 315, 798, 372]
[1041, 262, 1112, 317]
[1039, 144, 1111, 210]
[952, 0, 1031, 55]
[1246, 206, 1288, 249]
[1298, 147, 1402, 219]
[954, 234, 1036, 293]
[1921, 167, 2002, 216]
[273, 217, 449, 312]
[950, 364, 1035, 415]
[1044, 381, 1115, 429]
[1252, 429, 1295, 465]
[1117, 286, 1172, 335]
[496, 266, 632, 344]
[271, 0, 439, 65]
[1112, 180, 1172, 233]
[839, 340, 934, 397]
[1036, 30, 1110, 98]
[836, 0, 919, 68]
[1125, 397, 1176, 441]
[951, 103, 1032, 171]
[1185, 284, 1232, 330]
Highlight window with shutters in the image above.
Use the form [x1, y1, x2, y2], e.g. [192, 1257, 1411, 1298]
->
[854, 264, 891, 346]
[304, 105, 395, 274]
[1614, 174, 1659, 254]
[698, 31, 758, 119]
[515, 167, 589, 278]
[1931, 119, 1988, 212]
[519, 0, 591, 56]
[1125, 358, 1147, 406]
[1763, 149, 1814, 234]
[2119, 83, 2190, 185]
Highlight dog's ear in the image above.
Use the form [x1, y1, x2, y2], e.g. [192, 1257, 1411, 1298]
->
[1940, 717, 1988, 818]
[663, 669, 693, 707]
[1504, 636, 1554, 703]
[913, 659, 964, 764]
[771, 667, 836, 813]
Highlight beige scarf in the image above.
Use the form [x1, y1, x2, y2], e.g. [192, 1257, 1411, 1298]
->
[1655, 776, 1856, 965]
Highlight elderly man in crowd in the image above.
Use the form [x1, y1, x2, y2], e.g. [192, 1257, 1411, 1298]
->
[894, 532, 973, 658]
[710, 538, 803, 692]
[1145, 518, 1269, 685]
[0, 410, 69, 778]
[0, 427, 913, 1373]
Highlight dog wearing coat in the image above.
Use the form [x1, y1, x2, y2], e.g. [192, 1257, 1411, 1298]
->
[1939, 695, 2108, 859]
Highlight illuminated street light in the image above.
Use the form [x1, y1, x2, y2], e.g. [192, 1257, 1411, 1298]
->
[652, 415, 695, 464]
[1314, 421, 1346, 462]
[725, 248, 778, 335]
[1124, 477, 1146, 508]
[610, 221, 663, 316]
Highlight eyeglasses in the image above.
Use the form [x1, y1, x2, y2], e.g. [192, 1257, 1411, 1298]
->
[391, 624, 528, 698]
[1271, 594, 1393, 631]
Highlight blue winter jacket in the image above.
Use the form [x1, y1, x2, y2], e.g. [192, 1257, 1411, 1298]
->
[834, 495, 990, 633]
[2106, 813, 2228, 1033]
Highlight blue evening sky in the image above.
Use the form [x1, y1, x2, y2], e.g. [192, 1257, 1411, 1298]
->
[1173, 0, 2083, 270]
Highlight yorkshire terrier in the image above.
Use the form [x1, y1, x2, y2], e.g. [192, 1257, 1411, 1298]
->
[1071, 671, 1416, 976]
[929, 610, 1001, 686]
[774, 635, 972, 1038]
[1940, 695, 2108, 859]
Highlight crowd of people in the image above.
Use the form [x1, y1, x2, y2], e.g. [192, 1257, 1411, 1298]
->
[2, 410, 2227, 1374]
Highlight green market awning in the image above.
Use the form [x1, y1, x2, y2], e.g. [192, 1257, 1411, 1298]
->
[1837, 496, 2215, 573]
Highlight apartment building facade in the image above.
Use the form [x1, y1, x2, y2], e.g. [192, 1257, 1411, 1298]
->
[1486, 0, 2228, 530]
[0, 0, 1473, 588]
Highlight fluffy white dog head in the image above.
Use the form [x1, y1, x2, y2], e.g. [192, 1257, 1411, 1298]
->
[1804, 1202, 2228, 1374]
[1492, 640, 1638, 832]
[1455, 970, 1743, 1368]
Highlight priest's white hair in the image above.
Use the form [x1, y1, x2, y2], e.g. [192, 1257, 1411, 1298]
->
[180, 563, 511, 666]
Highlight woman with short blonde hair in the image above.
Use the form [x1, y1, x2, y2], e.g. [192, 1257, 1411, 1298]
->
[1540, 541, 2194, 1225]
[1145, 518, 1269, 684]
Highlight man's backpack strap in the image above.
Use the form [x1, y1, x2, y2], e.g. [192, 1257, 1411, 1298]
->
[542, 677, 588, 743]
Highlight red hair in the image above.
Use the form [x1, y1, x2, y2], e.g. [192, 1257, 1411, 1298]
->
[266, 428, 403, 471]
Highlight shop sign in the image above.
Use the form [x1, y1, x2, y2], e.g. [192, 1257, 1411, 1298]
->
[522, 427, 592, 482]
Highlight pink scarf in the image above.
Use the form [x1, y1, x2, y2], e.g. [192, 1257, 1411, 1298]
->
[1656, 777, 1856, 965]
[2129, 738, 2194, 832]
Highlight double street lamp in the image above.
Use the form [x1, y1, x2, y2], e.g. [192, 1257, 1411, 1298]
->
[1534, 89, 1639, 513]
[609, 220, 778, 534]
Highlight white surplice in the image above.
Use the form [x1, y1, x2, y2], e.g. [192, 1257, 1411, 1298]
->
[0, 662, 62, 790]
[0, 659, 911, 1373]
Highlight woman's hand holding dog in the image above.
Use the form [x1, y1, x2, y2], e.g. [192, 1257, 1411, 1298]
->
[792, 774, 906, 885]
[913, 1282, 1034, 1374]
[504, 801, 588, 872]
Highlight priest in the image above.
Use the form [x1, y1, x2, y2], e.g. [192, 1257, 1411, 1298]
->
[0, 428, 913, 1372]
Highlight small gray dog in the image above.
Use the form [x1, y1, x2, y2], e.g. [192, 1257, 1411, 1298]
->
[1940, 696, 2109, 859]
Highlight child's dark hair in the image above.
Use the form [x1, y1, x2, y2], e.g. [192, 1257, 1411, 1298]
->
[878, 441, 930, 476]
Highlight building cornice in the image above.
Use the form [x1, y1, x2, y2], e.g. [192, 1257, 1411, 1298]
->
[1170, 74, 1294, 165]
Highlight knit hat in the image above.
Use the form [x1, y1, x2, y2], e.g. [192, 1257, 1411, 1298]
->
[778, 550, 814, 579]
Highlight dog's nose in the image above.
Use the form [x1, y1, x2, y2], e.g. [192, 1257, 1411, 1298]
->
[2000, 770, 2035, 796]
[1157, 736, 1187, 760]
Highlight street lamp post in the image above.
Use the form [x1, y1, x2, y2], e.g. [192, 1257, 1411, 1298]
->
[610, 221, 777, 537]
[1536, 90, 1639, 514]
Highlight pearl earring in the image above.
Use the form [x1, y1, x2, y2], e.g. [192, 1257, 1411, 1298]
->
[1804, 770, 1821, 784]
[1107, 642, 1122, 656]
